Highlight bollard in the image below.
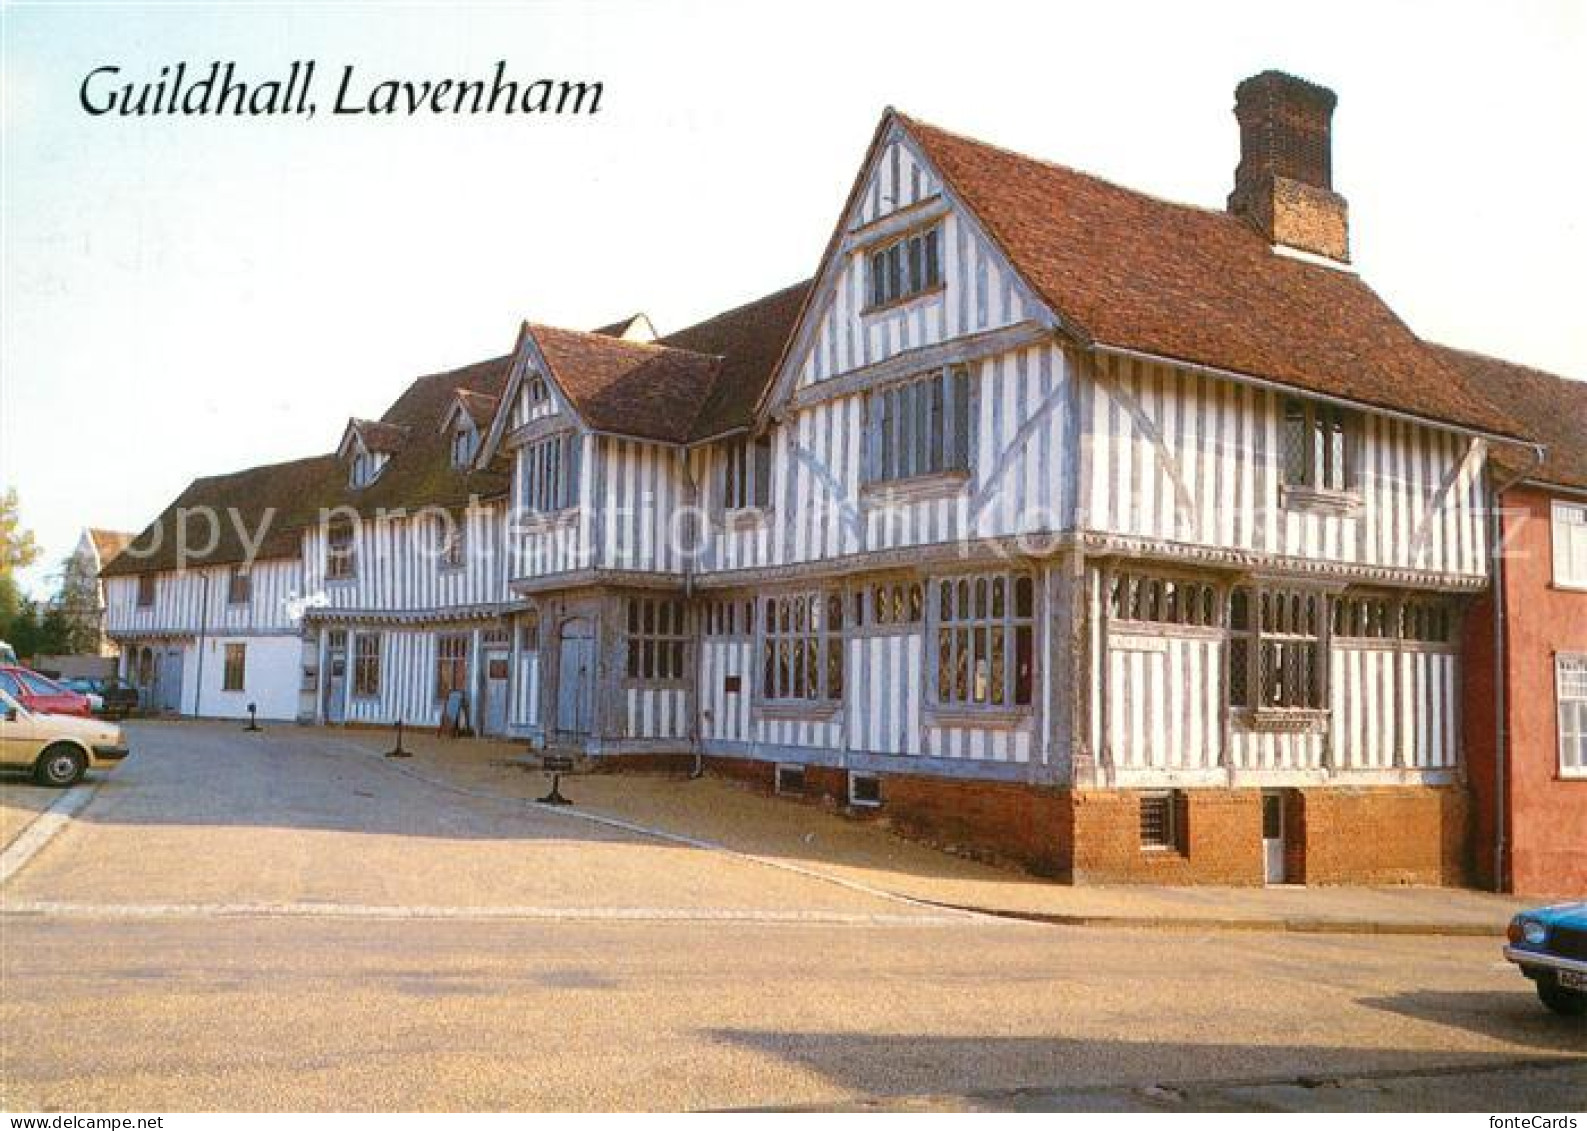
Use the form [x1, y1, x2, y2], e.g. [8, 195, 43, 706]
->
[385, 719, 412, 758]
[244, 703, 262, 732]
[536, 753, 574, 805]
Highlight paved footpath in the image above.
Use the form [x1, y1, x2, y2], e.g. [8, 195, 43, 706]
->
[1, 722, 1580, 1111]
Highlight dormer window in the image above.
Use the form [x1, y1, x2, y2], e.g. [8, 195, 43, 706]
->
[349, 451, 383, 489]
[867, 224, 942, 310]
[450, 423, 479, 469]
[1282, 397, 1356, 493]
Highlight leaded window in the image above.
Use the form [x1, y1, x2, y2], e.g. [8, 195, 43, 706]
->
[1282, 397, 1356, 492]
[137, 574, 156, 607]
[1229, 587, 1324, 710]
[934, 573, 1034, 709]
[867, 366, 971, 484]
[450, 424, 478, 469]
[1108, 573, 1219, 627]
[761, 592, 844, 702]
[626, 597, 688, 682]
[353, 633, 381, 698]
[864, 581, 924, 627]
[867, 224, 942, 309]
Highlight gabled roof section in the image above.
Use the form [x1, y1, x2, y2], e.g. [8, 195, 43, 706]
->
[442, 388, 499, 432]
[1429, 345, 1587, 491]
[593, 313, 657, 343]
[525, 324, 722, 445]
[658, 280, 812, 441]
[324, 354, 513, 515]
[87, 529, 134, 570]
[889, 110, 1524, 438]
[102, 453, 344, 576]
[337, 417, 409, 460]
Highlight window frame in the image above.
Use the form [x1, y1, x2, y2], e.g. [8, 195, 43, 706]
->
[1557, 652, 1587, 780]
[136, 574, 156, 608]
[434, 633, 470, 705]
[222, 643, 246, 692]
[227, 566, 251, 606]
[865, 223, 943, 311]
[720, 433, 772, 513]
[624, 597, 690, 686]
[1553, 500, 1587, 591]
[353, 632, 381, 699]
[325, 520, 357, 582]
[1281, 396, 1358, 495]
[450, 423, 479, 469]
[759, 590, 845, 706]
[930, 571, 1035, 714]
[1228, 586, 1328, 714]
[519, 431, 581, 516]
[436, 516, 465, 571]
[864, 365, 972, 487]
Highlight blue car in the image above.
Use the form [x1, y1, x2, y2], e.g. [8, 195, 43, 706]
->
[1506, 902, 1587, 1016]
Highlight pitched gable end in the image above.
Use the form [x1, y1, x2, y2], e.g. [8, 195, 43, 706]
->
[759, 110, 1061, 421]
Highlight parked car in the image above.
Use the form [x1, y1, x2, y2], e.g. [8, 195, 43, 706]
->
[0, 665, 92, 718]
[0, 640, 16, 665]
[1505, 902, 1587, 1016]
[0, 687, 129, 786]
[59, 676, 139, 718]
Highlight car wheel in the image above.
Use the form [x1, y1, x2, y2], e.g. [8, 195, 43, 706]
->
[1537, 978, 1587, 1017]
[34, 744, 87, 788]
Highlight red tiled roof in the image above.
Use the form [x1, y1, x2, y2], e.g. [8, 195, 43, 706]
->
[87, 529, 134, 569]
[659, 280, 812, 440]
[1429, 345, 1587, 491]
[105, 355, 515, 576]
[895, 112, 1526, 439]
[451, 388, 500, 429]
[528, 325, 721, 444]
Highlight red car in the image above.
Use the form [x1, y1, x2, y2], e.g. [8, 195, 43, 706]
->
[0, 665, 93, 717]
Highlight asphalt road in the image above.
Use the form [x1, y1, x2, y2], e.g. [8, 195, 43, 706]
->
[1, 722, 1582, 1111]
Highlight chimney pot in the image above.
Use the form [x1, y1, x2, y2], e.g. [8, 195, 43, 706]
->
[1227, 70, 1350, 263]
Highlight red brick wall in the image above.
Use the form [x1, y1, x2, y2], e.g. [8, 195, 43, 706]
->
[693, 758, 1471, 887]
[1298, 787, 1470, 886]
[1467, 485, 1587, 896]
[1071, 789, 1264, 885]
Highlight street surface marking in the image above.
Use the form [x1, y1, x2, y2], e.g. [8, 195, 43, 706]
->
[0, 782, 101, 888]
[1, 899, 989, 926]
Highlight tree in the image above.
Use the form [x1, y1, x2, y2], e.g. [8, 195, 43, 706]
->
[0, 488, 41, 578]
[51, 545, 104, 654]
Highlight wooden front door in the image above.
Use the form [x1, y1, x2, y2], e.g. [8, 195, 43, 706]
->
[481, 650, 510, 736]
[555, 618, 595, 738]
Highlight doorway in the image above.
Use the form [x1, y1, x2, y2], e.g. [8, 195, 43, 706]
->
[323, 631, 347, 723]
[555, 617, 595, 739]
[481, 649, 511, 736]
[157, 646, 184, 714]
[1262, 790, 1289, 884]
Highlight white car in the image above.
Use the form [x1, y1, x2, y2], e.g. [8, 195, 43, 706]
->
[0, 687, 130, 786]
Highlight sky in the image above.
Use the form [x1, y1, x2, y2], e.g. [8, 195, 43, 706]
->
[2, 0, 1583, 597]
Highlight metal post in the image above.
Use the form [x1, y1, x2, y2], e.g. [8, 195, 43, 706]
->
[386, 719, 411, 759]
[244, 703, 262, 732]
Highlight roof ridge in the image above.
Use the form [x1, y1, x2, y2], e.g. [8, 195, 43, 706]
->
[894, 109, 1247, 228]
[660, 279, 813, 343]
[528, 321, 721, 364]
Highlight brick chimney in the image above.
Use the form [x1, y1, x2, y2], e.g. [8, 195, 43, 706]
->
[1227, 70, 1350, 263]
